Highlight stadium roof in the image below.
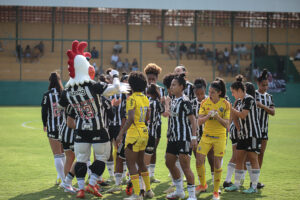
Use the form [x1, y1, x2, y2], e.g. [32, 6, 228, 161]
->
[1, 0, 300, 13]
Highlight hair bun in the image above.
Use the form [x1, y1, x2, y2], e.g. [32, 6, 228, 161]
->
[235, 74, 244, 82]
[179, 73, 186, 79]
[262, 69, 268, 79]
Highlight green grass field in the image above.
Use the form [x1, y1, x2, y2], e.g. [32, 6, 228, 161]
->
[0, 107, 300, 200]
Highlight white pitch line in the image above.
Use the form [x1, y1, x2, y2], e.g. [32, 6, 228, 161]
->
[22, 121, 40, 130]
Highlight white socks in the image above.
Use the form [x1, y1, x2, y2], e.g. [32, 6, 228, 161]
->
[250, 169, 260, 189]
[107, 161, 115, 177]
[175, 160, 184, 179]
[246, 162, 252, 178]
[77, 178, 85, 190]
[115, 173, 122, 186]
[234, 170, 243, 188]
[54, 154, 65, 181]
[122, 161, 127, 179]
[149, 164, 156, 178]
[64, 172, 74, 185]
[173, 178, 184, 193]
[225, 162, 236, 183]
[187, 184, 196, 198]
[89, 173, 99, 186]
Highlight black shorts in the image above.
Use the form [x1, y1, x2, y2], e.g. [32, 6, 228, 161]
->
[47, 131, 59, 140]
[156, 124, 161, 139]
[74, 129, 110, 143]
[59, 125, 75, 152]
[230, 131, 238, 145]
[166, 141, 192, 156]
[236, 137, 261, 154]
[117, 134, 126, 159]
[261, 132, 268, 140]
[145, 135, 156, 155]
[109, 125, 121, 141]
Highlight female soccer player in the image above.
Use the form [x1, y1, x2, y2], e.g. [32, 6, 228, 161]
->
[255, 69, 275, 188]
[191, 78, 215, 190]
[145, 84, 165, 171]
[116, 71, 154, 200]
[223, 75, 244, 188]
[144, 63, 165, 183]
[41, 72, 65, 185]
[165, 74, 198, 200]
[225, 80, 262, 194]
[196, 78, 230, 200]
[174, 65, 195, 101]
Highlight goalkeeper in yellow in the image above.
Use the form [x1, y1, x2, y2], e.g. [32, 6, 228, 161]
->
[195, 78, 230, 200]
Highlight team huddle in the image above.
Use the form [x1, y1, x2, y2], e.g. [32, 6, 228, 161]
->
[41, 40, 275, 200]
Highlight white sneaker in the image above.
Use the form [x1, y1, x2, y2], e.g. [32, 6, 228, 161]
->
[59, 182, 76, 194]
[166, 191, 185, 199]
[123, 194, 143, 200]
[106, 185, 122, 193]
[144, 189, 155, 198]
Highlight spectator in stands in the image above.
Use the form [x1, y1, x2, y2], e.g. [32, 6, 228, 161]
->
[123, 58, 130, 72]
[36, 41, 44, 57]
[252, 64, 260, 81]
[260, 44, 267, 56]
[225, 61, 233, 77]
[205, 48, 214, 65]
[187, 43, 196, 59]
[217, 50, 224, 64]
[232, 60, 239, 75]
[31, 46, 40, 63]
[233, 44, 240, 56]
[294, 49, 300, 61]
[254, 44, 261, 57]
[92, 62, 99, 75]
[131, 58, 138, 71]
[179, 42, 187, 59]
[23, 45, 32, 63]
[198, 43, 206, 59]
[116, 58, 123, 71]
[111, 52, 119, 68]
[240, 43, 248, 59]
[113, 41, 122, 54]
[0, 41, 3, 52]
[224, 48, 230, 63]
[168, 42, 177, 59]
[218, 62, 225, 76]
[91, 46, 99, 59]
[16, 44, 22, 63]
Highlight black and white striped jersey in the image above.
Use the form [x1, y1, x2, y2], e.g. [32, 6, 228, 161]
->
[229, 99, 241, 141]
[109, 93, 127, 127]
[58, 82, 109, 135]
[148, 98, 165, 138]
[168, 96, 194, 142]
[237, 94, 262, 139]
[255, 90, 274, 134]
[41, 88, 63, 133]
[59, 104, 75, 147]
[184, 81, 195, 101]
[191, 97, 206, 137]
[102, 96, 114, 129]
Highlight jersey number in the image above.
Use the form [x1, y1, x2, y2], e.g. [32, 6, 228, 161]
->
[139, 107, 148, 122]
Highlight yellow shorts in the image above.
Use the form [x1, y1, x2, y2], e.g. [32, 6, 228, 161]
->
[125, 126, 149, 152]
[197, 135, 226, 157]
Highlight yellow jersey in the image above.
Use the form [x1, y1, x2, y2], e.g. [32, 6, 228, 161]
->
[199, 97, 230, 137]
[126, 92, 149, 130]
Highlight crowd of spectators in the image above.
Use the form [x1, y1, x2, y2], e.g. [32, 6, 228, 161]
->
[15, 41, 44, 63]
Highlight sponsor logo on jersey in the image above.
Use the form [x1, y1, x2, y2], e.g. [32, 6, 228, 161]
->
[69, 89, 86, 96]
[219, 107, 224, 112]
[93, 137, 101, 141]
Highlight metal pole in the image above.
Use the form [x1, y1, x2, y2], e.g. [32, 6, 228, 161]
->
[266, 13, 270, 55]
[194, 11, 198, 59]
[230, 12, 235, 53]
[139, 16, 143, 71]
[87, 8, 91, 51]
[60, 8, 64, 79]
[51, 7, 55, 52]
[212, 13, 216, 80]
[126, 9, 130, 54]
[161, 10, 166, 54]
[15, 6, 19, 50]
[100, 12, 103, 72]
[285, 14, 289, 82]
[251, 21, 254, 82]
[176, 13, 179, 66]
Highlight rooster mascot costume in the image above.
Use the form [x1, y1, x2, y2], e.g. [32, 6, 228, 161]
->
[59, 40, 129, 198]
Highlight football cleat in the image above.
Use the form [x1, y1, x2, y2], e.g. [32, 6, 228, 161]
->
[166, 190, 185, 199]
[195, 184, 208, 194]
[106, 185, 122, 193]
[225, 184, 239, 192]
[243, 187, 257, 194]
[163, 185, 175, 194]
[126, 181, 133, 196]
[212, 191, 220, 200]
[85, 184, 103, 197]
[223, 181, 233, 188]
[144, 189, 155, 198]
[76, 189, 85, 199]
